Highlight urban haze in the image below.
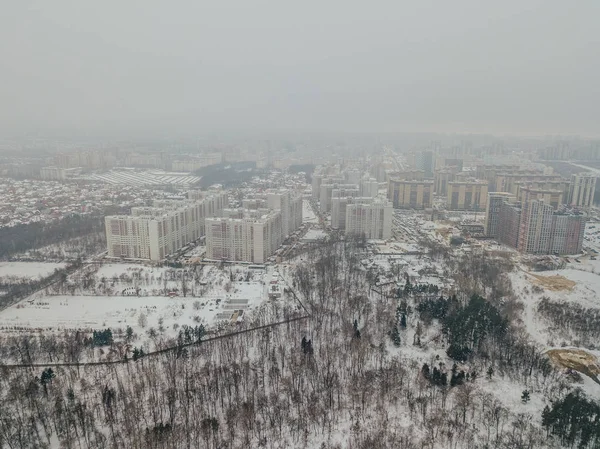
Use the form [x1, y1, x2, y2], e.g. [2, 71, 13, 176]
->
[0, 2, 600, 449]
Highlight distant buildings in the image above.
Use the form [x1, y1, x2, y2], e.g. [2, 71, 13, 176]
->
[266, 190, 303, 238]
[40, 167, 66, 181]
[415, 150, 434, 178]
[171, 153, 223, 172]
[40, 166, 80, 181]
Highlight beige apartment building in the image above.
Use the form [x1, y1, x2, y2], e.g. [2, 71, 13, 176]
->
[518, 186, 563, 210]
[388, 179, 433, 209]
[434, 167, 458, 195]
[447, 181, 488, 210]
[569, 173, 597, 208]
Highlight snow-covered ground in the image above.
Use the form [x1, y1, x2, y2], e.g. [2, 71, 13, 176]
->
[0, 263, 295, 344]
[301, 229, 327, 242]
[0, 280, 265, 336]
[0, 262, 66, 280]
[302, 199, 317, 223]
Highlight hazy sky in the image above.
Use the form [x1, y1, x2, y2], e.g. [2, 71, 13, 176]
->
[1, 1, 599, 138]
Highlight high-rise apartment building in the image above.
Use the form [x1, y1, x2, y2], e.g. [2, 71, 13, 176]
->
[569, 173, 596, 208]
[387, 179, 434, 209]
[517, 186, 563, 211]
[331, 190, 361, 230]
[345, 199, 393, 240]
[493, 172, 562, 194]
[434, 168, 458, 195]
[360, 177, 380, 198]
[415, 150, 434, 178]
[205, 211, 283, 263]
[484, 192, 516, 237]
[487, 196, 586, 255]
[105, 192, 228, 261]
[320, 183, 358, 212]
[517, 200, 555, 254]
[266, 190, 303, 238]
[447, 180, 488, 211]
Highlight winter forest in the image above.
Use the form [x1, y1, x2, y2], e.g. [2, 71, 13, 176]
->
[0, 238, 598, 449]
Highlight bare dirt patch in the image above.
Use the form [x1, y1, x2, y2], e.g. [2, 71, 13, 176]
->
[526, 272, 576, 291]
[546, 348, 600, 384]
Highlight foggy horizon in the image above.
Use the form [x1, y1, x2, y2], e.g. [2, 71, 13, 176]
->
[1, 1, 599, 139]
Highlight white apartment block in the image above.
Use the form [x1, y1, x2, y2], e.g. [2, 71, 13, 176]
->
[360, 177, 380, 198]
[331, 192, 365, 230]
[266, 190, 303, 238]
[345, 199, 393, 240]
[205, 210, 283, 263]
[105, 191, 228, 261]
[569, 173, 596, 208]
[320, 183, 359, 213]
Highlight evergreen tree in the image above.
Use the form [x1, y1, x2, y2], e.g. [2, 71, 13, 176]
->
[521, 389, 530, 404]
[400, 313, 407, 328]
[125, 326, 134, 343]
[390, 324, 401, 347]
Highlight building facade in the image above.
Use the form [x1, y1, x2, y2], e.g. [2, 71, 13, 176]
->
[105, 192, 228, 261]
[345, 199, 393, 240]
[569, 173, 596, 208]
[205, 211, 283, 263]
[447, 181, 488, 211]
[387, 179, 434, 209]
[484, 192, 516, 237]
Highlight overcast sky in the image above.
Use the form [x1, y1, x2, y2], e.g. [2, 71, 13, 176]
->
[1, 1, 599, 139]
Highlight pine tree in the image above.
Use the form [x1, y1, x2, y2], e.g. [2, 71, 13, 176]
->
[521, 389, 530, 404]
[391, 325, 401, 347]
[125, 326, 134, 343]
[400, 313, 407, 328]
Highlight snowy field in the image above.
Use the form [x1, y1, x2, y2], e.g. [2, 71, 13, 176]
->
[0, 262, 66, 280]
[0, 282, 264, 335]
[0, 262, 293, 341]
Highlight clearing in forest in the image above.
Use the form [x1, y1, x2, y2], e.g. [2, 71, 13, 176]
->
[525, 272, 576, 291]
[546, 348, 600, 384]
